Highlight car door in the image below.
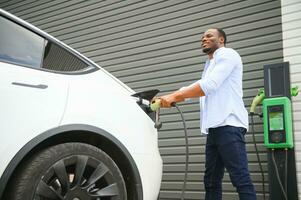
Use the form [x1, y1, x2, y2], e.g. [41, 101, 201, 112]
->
[0, 15, 68, 174]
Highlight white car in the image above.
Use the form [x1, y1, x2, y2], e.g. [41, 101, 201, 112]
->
[0, 9, 162, 200]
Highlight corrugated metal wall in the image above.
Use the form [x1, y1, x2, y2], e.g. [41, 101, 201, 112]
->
[0, 0, 284, 199]
[281, 0, 301, 199]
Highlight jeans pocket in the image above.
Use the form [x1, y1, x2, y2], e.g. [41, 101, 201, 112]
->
[239, 127, 247, 135]
[229, 126, 246, 144]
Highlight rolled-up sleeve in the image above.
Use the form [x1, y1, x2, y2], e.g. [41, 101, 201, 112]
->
[198, 49, 239, 95]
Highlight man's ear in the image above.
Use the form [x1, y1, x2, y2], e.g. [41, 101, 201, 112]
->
[219, 37, 225, 45]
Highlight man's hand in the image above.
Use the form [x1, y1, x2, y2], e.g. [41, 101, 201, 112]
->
[158, 91, 185, 108]
[155, 82, 205, 108]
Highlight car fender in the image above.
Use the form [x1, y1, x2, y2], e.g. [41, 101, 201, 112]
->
[0, 124, 143, 199]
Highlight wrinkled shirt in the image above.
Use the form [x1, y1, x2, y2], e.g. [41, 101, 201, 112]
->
[198, 47, 248, 134]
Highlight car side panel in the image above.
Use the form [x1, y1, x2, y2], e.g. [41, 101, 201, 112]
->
[61, 70, 162, 200]
[0, 62, 68, 177]
[61, 70, 159, 155]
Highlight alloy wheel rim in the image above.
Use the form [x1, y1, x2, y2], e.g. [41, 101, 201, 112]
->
[34, 155, 121, 200]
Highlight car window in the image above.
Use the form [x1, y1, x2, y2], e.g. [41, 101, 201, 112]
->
[0, 16, 44, 68]
[0, 15, 89, 73]
[42, 41, 88, 72]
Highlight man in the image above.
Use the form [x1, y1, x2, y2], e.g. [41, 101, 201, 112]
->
[157, 28, 257, 200]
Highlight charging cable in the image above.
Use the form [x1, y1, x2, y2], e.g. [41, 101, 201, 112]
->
[152, 101, 189, 200]
[173, 103, 189, 200]
[250, 113, 266, 200]
[250, 112, 289, 200]
[271, 148, 288, 200]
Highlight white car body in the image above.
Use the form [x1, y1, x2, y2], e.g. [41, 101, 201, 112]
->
[0, 9, 162, 200]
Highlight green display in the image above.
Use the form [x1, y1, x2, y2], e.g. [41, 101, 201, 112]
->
[269, 111, 284, 131]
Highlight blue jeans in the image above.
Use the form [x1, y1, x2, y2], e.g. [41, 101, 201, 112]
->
[204, 126, 256, 200]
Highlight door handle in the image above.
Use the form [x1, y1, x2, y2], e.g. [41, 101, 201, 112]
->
[12, 82, 48, 89]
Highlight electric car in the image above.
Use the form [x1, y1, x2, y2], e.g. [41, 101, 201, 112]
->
[0, 9, 162, 200]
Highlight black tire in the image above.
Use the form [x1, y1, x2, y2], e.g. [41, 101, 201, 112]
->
[5, 142, 127, 200]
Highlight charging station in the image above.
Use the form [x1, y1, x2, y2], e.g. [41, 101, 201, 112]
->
[263, 62, 298, 199]
[263, 97, 293, 149]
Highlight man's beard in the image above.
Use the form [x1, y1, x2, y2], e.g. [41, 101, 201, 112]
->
[202, 47, 212, 54]
[202, 44, 219, 54]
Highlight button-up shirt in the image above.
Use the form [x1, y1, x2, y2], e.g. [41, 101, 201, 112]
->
[198, 47, 248, 134]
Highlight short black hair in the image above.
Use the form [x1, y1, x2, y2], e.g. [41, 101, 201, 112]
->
[216, 28, 227, 45]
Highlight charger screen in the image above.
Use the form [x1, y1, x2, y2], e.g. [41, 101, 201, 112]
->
[269, 111, 284, 131]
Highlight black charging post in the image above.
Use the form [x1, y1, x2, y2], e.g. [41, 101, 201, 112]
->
[263, 62, 298, 200]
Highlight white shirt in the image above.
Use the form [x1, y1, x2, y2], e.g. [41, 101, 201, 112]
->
[198, 47, 248, 134]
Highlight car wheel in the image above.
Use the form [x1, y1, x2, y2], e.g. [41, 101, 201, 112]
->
[6, 142, 127, 200]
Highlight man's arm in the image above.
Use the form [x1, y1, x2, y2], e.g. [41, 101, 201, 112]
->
[159, 50, 239, 107]
[159, 82, 205, 108]
[199, 49, 239, 95]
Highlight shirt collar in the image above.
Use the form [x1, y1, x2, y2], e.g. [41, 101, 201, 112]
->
[204, 47, 225, 66]
[212, 46, 225, 58]
[205, 47, 225, 63]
